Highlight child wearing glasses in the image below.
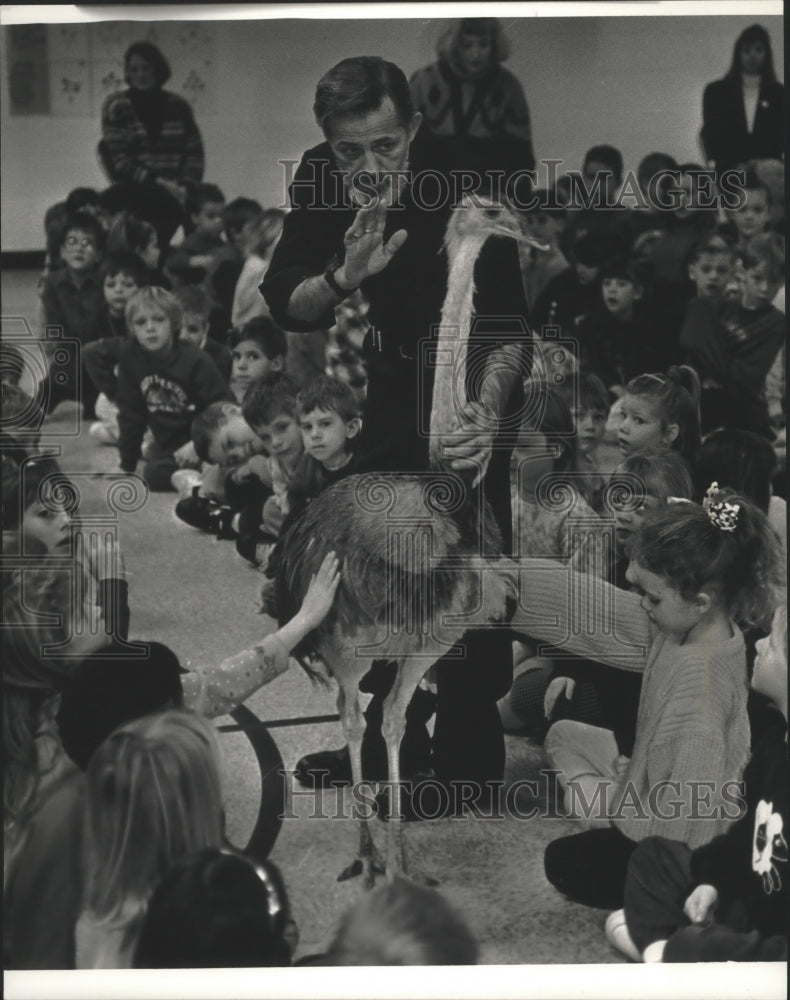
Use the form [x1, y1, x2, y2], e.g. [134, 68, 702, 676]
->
[38, 212, 108, 419]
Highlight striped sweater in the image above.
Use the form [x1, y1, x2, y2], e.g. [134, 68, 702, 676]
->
[509, 559, 750, 848]
[100, 89, 204, 186]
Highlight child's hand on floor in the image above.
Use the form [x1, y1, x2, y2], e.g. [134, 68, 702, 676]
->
[231, 454, 269, 483]
[174, 441, 199, 468]
[544, 676, 575, 719]
[684, 884, 718, 924]
[297, 552, 341, 630]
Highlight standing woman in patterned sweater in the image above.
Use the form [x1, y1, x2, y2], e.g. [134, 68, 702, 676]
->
[99, 42, 205, 257]
[409, 18, 535, 175]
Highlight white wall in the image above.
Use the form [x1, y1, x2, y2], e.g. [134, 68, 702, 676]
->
[1, 13, 783, 250]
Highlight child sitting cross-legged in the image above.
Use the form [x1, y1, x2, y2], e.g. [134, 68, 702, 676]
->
[172, 316, 292, 526]
[84, 250, 150, 446]
[206, 196, 263, 329]
[38, 211, 107, 419]
[680, 231, 785, 438]
[235, 372, 305, 566]
[164, 182, 226, 287]
[173, 285, 232, 383]
[286, 374, 361, 514]
[686, 236, 737, 306]
[572, 372, 610, 513]
[176, 400, 269, 539]
[229, 316, 287, 403]
[3, 550, 340, 971]
[577, 255, 663, 398]
[106, 213, 163, 283]
[608, 600, 787, 964]
[505, 484, 784, 912]
[257, 375, 361, 613]
[615, 366, 701, 472]
[115, 287, 234, 490]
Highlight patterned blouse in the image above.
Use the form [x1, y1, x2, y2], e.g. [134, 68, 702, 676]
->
[100, 88, 204, 186]
[410, 60, 532, 143]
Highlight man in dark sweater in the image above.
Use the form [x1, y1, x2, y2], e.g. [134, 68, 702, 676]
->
[262, 56, 534, 810]
[116, 287, 233, 490]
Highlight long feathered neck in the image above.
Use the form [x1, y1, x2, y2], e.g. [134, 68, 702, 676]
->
[428, 230, 490, 468]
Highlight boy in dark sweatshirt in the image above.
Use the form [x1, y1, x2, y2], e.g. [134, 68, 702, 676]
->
[609, 603, 787, 964]
[164, 182, 225, 286]
[83, 250, 150, 445]
[172, 284, 232, 383]
[577, 255, 662, 399]
[680, 232, 784, 438]
[116, 287, 233, 490]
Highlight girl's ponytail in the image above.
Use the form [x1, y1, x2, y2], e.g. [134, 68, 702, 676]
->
[625, 366, 702, 470]
[629, 483, 784, 629]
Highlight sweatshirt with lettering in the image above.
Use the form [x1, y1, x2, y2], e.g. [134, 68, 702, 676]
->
[116, 338, 233, 472]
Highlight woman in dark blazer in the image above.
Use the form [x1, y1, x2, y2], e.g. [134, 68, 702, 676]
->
[701, 24, 784, 177]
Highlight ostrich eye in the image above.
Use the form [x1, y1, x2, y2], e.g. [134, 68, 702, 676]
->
[484, 208, 501, 219]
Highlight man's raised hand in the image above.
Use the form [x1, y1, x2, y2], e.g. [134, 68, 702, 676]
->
[339, 198, 407, 286]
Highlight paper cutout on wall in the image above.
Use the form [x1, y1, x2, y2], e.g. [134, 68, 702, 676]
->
[93, 62, 126, 104]
[5, 21, 217, 118]
[51, 60, 91, 116]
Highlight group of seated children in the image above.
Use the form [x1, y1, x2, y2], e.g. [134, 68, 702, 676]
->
[5, 141, 786, 969]
[2, 378, 479, 967]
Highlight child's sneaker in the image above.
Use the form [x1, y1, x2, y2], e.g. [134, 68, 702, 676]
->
[604, 909, 642, 962]
[89, 422, 120, 445]
[207, 503, 237, 540]
[175, 488, 236, 539]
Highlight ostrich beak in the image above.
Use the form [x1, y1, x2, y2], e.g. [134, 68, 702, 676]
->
[490, 222, 550, 252]
[515, 231, 551, 251]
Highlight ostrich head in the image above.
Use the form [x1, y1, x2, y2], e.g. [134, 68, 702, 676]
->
[443, 193, 549, 260]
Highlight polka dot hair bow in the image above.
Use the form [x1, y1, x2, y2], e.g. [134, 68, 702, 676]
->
[702, 482, 740, 532]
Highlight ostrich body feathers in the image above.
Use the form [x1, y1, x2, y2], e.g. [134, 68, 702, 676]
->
[277, 473, 507, 673]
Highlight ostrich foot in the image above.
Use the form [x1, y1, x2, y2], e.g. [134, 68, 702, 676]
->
[338, 826, 386, 887]
[338, 850, 386, 887]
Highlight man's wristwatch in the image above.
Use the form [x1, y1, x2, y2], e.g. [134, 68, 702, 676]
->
[323, 261, 357, 299]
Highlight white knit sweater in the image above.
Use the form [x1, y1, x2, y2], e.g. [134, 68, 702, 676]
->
[509, 559, 750, 848]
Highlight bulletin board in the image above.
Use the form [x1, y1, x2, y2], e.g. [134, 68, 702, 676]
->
[6, 21, 217, 118]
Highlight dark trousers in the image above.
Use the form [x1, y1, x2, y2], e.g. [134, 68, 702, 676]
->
[623, 835, 786, 961]
[544, 827, 637, 910]
[141, 440, 180, 492]
[624, 835, 696, 952]
[359, 628, 513, 786]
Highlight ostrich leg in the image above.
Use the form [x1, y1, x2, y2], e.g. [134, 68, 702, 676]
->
[335, 671, 385, 887]
[380, 657, 440, 885]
